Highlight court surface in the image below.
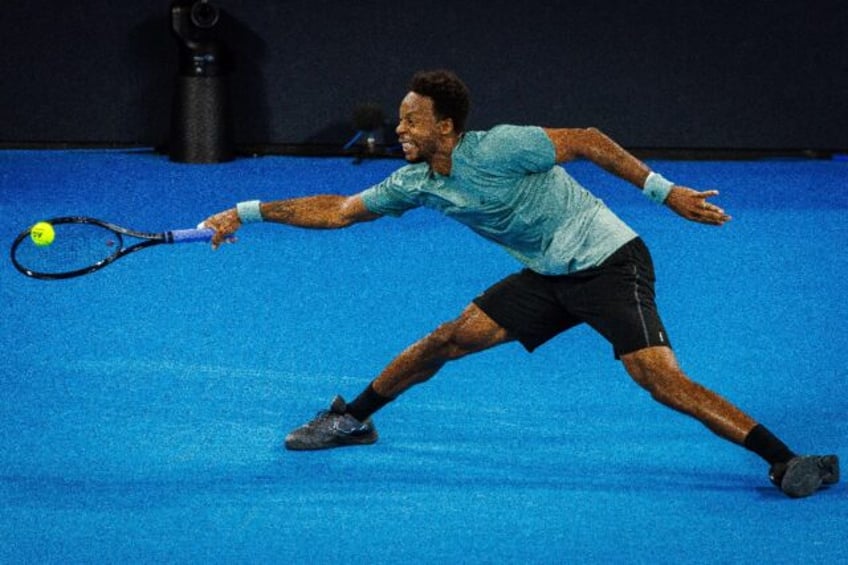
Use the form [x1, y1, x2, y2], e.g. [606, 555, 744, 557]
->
[1, 150, 846, 563]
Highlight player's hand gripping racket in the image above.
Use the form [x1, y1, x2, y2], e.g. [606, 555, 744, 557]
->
[10, 216, 216, 280]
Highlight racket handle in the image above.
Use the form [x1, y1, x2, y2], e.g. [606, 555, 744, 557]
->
[169, 228, 216, 243]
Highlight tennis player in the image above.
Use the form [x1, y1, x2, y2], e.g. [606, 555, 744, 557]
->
[201, 70, 838, 498]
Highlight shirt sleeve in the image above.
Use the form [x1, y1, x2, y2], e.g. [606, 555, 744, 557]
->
[476, 125, 557, 174]
[358, 166, 422, 217]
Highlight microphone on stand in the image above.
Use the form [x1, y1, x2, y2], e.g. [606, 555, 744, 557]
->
[344, 103, 385, 164]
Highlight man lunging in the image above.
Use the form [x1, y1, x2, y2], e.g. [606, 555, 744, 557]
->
[201, 70, 838, 498]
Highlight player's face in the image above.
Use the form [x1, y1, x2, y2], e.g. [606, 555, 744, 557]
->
[395, 92, 448, 164]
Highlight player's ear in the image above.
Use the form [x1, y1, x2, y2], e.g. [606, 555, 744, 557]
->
[437, 117, 455, 135]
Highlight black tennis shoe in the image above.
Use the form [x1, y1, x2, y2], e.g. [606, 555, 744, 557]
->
[769, 455, 840, 498]
[284, 395, 378, 451]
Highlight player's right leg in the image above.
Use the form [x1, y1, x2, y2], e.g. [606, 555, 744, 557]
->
[284, 303, 513, 450]
[369, 302, 514, 398]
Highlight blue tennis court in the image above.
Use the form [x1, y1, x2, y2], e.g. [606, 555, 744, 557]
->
[1, 150, 846, 563]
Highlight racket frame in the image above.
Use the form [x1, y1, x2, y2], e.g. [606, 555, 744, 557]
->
[10, 216, 211, 280]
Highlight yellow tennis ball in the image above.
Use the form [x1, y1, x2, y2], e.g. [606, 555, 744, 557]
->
[30, 221, 55, 247]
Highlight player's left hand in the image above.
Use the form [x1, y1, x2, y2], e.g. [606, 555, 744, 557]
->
[664, 187, 731, 226]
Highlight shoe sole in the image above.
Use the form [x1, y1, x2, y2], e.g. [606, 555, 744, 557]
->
[284, 431, 378, 451]
[781, 455, 840, 498]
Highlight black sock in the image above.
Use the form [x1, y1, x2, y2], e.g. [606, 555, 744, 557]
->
[346, 383, 394, 422]
[743, 424, 796, 466]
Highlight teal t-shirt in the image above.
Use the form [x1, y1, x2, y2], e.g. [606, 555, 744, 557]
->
[359, 125, 637, 275]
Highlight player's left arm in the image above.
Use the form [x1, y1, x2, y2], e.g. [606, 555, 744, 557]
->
[543, 127, 731, 225]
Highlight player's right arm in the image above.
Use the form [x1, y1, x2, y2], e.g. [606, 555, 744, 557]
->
[202, 194, 381, 249]
[260, 194, 380, 229]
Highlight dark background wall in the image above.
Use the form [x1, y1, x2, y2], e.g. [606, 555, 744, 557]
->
[1, 0, 846, 153]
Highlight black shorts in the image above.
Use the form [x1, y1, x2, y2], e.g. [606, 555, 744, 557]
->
[473, 238, 671, 358]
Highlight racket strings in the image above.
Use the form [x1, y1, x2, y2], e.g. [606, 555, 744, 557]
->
[12, 223, 122, 278]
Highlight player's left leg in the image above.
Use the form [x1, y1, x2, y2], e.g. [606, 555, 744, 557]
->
[621, 345, 839, 497]
[621, 345, 754, 442]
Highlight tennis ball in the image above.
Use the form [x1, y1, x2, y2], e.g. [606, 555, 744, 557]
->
[30, 221, 55, 247]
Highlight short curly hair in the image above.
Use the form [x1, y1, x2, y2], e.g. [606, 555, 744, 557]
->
[409, 70, 471, 133]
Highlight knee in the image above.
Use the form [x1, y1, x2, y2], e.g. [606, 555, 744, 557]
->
[419, 304, 509, 362]
[627, 357, 690, 404]
[635, 364, 708, 410]
[640, 369, 685, 404]
[425, 321, 469, 361]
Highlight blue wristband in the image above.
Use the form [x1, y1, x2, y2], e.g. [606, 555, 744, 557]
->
[643, 172, 674, 204]
[236, 200, 263, 223]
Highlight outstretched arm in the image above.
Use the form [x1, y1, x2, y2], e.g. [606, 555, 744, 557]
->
[543, 127, 731, 226]
[201, 194, 380, 248]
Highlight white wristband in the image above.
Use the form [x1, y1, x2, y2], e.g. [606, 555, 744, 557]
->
[643, 172, 674, 204]
[236, 200, 263, 223]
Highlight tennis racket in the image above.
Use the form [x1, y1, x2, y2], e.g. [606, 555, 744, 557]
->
[10, 216, 216, 280]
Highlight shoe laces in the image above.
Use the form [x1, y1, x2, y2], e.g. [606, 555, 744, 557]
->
[308, 399, 350, 426]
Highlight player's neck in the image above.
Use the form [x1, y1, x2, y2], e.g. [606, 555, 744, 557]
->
[429, 133, 461, 176]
